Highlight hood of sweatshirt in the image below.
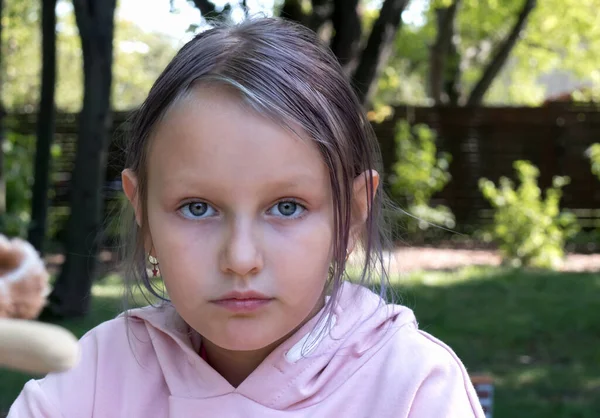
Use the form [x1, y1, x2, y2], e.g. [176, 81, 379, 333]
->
[10, 281, 484, 417]
[128, 281, 417, 410]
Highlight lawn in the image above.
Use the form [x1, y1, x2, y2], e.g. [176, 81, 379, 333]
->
[1, 267, 599, 417]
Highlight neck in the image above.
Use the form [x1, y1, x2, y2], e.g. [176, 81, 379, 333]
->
[201, 296, 326, 387]
[201, 338, 282, 388]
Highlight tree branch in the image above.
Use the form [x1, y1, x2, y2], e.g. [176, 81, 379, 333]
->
[242, 0, 249, 18]
[429, 0, 461, 105]
[72, 0, 93, 40]
[466, 0, 537, 106]
[191, 0, 216, 16]
[352, 0, 410, 105]
[445, 40, 462, 105]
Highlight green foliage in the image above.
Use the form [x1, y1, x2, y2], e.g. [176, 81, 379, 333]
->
[2, 131, 62, 239]
[389, 121, 455, 233]
[2, 0, 41, 111]
[2, 0, 179, 112]
[391, 121, 452, 206]
[370, 23, 432, 116]
[483, 0, 600, 105]
[479, 160, 580, 269]
[371, 0, 600, 108]
[3, 132, 35, 236]
[112, 19, 180, 110]
[585, 143, 600, 180]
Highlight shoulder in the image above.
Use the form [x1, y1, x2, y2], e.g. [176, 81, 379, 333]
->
[9, 309, 162, 417]
[390, 321, 470, 376]
[382, 317, 485, 417]
[44, 314, 147, 398]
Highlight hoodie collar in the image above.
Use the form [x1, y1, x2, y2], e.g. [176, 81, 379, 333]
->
[126, 282, 416, 409]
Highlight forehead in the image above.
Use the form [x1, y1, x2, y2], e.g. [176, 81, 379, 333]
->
[147, 85, 329, 194]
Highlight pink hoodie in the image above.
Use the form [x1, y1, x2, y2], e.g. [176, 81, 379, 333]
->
[9, 283, 485, 417]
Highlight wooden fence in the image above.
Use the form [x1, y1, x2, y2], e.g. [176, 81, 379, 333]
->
[7, 104, 600, 229]
[374, 105, 600, 228]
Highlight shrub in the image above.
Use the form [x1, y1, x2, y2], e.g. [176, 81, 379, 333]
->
[2, 131, 62, 239]
[389, 120, 455, 236]
[479, 160, 579, 269]
[585, 143, 600, 180]
[3, 132, 35, 236]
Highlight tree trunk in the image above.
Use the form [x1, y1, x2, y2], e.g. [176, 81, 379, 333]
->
[429, 0, 461, 105]
[351, 0, 410, 105]
[28, 0, 57, 253]
[330, 0, 360, 71]
[466, 0, 536, 107]
[191, 0, 216, 16]
[280, 0, 307, 25]
[45, 0, 116, 318]
[306, 0, 332, 33]
[0, 0, 5, 232]
[445, 39, 461, 105]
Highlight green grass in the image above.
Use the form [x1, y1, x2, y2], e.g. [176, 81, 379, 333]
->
[395, 266, 600, 418]
[1, 267, 599, 417]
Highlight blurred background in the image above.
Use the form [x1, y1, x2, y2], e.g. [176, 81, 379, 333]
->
[1, 0, 599, 417]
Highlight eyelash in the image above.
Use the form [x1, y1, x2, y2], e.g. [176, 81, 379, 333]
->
[177, 199, 308, 220]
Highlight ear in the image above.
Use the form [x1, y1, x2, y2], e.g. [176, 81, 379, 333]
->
[348, 170, 380, 254]
[121, 169, 142, 227]
[122, 169, 156, 256]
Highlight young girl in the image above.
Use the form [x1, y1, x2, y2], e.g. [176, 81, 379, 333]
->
[10, 18, 485, 417]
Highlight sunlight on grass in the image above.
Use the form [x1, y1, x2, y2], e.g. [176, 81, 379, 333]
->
[91, 274, 125, 298]
[515, 367, 550, 386]
[583, 378, 600, 391]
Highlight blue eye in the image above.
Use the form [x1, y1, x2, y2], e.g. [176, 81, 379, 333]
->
[180, 202, 216, 219]
[268, 201, 306, 219]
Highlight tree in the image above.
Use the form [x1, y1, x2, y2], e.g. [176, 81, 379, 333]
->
[28, 0, 57, 253]
[181, 0, 411, 107]
[463, 0, 536, 106]
[45, 0, 117, 318]
[373, 0, 600, 109]
[1, 1, 178, 248]
[351, 0, 409, 104]
[425, 0, 536, 106]
[429, 0, 461, 105]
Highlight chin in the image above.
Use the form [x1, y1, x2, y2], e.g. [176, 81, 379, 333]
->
[215, 327, 290, 352]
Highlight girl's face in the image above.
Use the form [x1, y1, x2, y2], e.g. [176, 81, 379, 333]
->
[124, 85, 335, 351]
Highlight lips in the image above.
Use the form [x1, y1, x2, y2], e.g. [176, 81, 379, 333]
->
[211, 290, 274, 313]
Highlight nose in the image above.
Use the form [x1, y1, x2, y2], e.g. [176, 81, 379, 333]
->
[219, 218, 264, 277]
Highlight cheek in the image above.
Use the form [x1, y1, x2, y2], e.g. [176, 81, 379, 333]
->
[146, 208, 216, 294]
[267, 214, 334, 295]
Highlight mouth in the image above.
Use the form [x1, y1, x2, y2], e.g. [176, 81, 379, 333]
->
[211, 291, 274, 313]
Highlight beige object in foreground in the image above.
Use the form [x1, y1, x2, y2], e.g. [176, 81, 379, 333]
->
[0, 318, 80, 374]
[0, 234, 80, 374]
